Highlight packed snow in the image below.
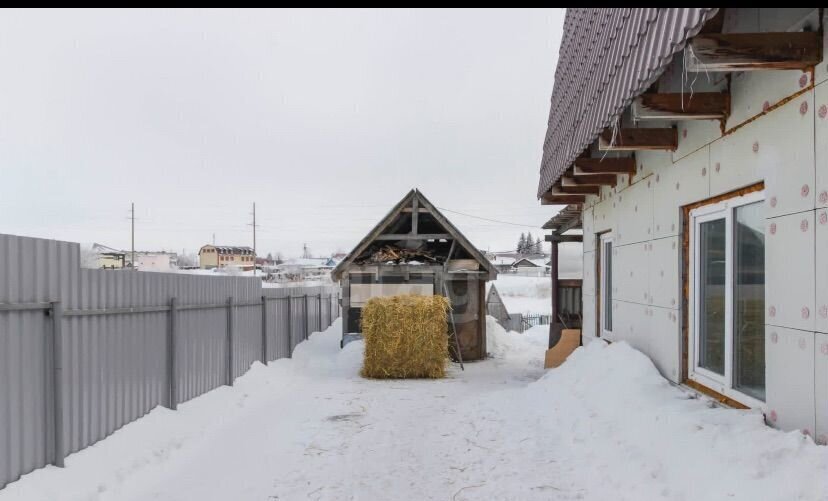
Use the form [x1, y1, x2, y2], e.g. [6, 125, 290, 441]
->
[2, 319, 827, 500]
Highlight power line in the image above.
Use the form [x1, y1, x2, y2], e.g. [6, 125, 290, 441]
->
[435, 206, 543, 229]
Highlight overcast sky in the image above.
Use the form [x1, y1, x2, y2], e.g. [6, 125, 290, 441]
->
[0, 8, 567, 259]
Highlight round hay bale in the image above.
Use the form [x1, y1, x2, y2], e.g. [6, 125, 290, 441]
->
[360, 294, 450, 379]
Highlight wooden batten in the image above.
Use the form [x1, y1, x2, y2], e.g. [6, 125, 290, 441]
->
[632, 92, 730, 121]
[375, 233, 451, 240]
[573, 156, 636, 175]
[544, 234, 583, 243]
[686, 32, 822, 72]
[564, 173, 617, 187]
[598, 128, 677, 152]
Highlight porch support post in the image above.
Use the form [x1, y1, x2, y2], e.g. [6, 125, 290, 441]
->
[548, 240, 563, 349]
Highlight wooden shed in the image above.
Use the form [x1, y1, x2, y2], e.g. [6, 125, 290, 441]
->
[331, 189, 497, 361]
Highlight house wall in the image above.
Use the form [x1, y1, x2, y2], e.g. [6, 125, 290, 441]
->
[136, 254, 173, 272]
[579, 8, 828, 442]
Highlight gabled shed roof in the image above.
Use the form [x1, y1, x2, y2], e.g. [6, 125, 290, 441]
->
[331, 189, 497, 281]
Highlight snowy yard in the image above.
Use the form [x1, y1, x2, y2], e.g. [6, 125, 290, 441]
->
[3, 319, 827, 501]
[490, 274, 554, 315]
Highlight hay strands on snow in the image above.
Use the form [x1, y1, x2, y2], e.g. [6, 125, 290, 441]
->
[442, 283, 464, 371]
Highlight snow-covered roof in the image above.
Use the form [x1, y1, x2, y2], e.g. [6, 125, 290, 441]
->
[491, 256, 516, 266]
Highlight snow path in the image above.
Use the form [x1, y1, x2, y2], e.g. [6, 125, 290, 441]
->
[2, 319, 827, 501]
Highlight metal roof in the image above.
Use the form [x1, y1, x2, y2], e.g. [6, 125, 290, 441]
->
[537, 8, 719, 197]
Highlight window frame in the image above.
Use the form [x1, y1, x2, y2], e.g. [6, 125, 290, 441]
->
[599, 232, 613, 337]
[688, 190, 766, 409]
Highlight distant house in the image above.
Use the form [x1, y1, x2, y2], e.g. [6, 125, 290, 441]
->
[512, 257, 550, 276]
[91, 243, 126, 269]
[489, 255, 516, 273]
[272, 257, 334, 282]
[198, 245, 255, 269]
[135, 252, 177, 272]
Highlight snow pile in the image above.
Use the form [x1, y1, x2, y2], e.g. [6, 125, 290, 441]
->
[522, 340, 828, 500]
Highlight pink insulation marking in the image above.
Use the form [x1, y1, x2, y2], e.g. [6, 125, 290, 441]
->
[769, 410, 778, 423]
[820, 212, 828, 225]
[770, 196, 777, 208]
[801, 219, 809, 232]
[801, 184, 810, 197]
[762, 101, 770, 112]
[819, 104, 828, 119]
[771, 331, 779, 343]
[801, 307, 810, 320]
[820, 305, 828, 318]
[799, 101, 808, 116]
[770, 222, 777, 235]
[798, 337, 807, 350]
[769, 306, 777, 318]
[820, 343, 828, 356]
[799, 74, 808, 88]
[752, 141, 759, 153]
[682, 129, 688, 138]
[715, 162, 721, 173]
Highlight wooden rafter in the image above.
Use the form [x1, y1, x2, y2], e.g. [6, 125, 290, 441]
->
[563, 173, 617, 187]
[554, 183, 600, 196]
[375, 233, 451, 240]
[541, 192, 586, 206]
[632, 92, 730, 121]
[545, 234, 583, 243]
[686, 32, 822, 72]
[573, 156, 636, 175]
[598, 128, 677, 152]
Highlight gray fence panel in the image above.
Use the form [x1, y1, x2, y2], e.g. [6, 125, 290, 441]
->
[0, 231, 341, 491]
[0, 234, 79, 490]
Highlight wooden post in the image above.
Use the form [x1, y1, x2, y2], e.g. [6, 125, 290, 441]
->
[261, 295, 268, 363]
[227, 296, 234, 385]
[49, 301, 65, 468]
[167, 297, 178, 410]
[549, 241, 563, 349]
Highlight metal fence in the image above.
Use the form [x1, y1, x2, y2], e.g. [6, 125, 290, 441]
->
[0, 233, 340, 490]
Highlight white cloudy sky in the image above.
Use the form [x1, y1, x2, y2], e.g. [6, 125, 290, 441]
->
[0, 8, 567, 259]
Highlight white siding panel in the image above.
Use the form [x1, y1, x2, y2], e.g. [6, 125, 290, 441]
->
[613, 241, 649, 304]
[616, 179, 653, 246]
[648, 305, 681, 383]
[765, 326, 816, 435]
[816, 332, 828, 445]
[816, 208, 828, 334]
[712, 93, 814, 216]
[648, 236, 680, 309]
[673, 119, 722, 162]
[592, 198, 614, 234]
[815, 82, 828, 210]
[766, 211, 815, 332]
[582, 206, 595, 252]
[582, 251, 596, 297]
[653, 147, 710, 239]
[582, 293, 596, 343]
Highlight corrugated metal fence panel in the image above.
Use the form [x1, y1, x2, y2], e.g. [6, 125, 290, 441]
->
[0, 234, 79, 490]
[0, 232, 342, 490]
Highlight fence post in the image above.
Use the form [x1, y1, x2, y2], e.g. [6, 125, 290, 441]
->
[49, 301, 65, 468]
[318, 293, 323, 331]
[286, 294, 293, 358]
[227, 296, 234, 386]
[261, 295, 268, 364]
[167, 297, 178, 410]
[304, 294, 310, 340]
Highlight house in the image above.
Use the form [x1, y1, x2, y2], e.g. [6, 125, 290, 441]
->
[512, 257, 550, 276]
[489, 255, 516, 273]
[198, 245, 255, 269]
[274, 257, 334, 282]
[134, 252, 177, 272]
[332, 189, 497, 361]
[90, 243, 126, 269]
[537, 8, 827, 440]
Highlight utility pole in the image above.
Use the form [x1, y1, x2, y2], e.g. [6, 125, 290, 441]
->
[131, 202, 135, 270]
[248, 202, 259, 276]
